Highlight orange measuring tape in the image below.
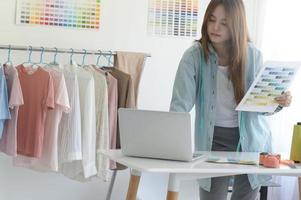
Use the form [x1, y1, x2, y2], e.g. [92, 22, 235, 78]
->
[259, 152, 296, 168]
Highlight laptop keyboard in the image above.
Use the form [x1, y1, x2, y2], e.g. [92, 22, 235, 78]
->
[193, 152, 203, 158]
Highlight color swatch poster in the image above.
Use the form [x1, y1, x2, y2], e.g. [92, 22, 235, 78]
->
[148, 0, 200, 37]
[236, 61, 300, 113]
[16, 0, 101, 30]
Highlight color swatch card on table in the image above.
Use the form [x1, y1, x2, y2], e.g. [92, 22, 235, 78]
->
[147, 0, 200, 38]
[16, 0, 101, 30]
[206, 157, 258, 165]
[236, 61, 300, 113]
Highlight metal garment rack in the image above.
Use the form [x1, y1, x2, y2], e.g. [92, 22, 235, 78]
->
[0, 44, 150, 200]
[0, 44, 152, 57]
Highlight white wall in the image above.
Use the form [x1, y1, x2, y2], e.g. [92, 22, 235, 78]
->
[0, 0, 210, 199]
[0, 0, 269, 199]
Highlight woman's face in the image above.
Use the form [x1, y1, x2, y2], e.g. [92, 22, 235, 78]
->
[207, 5, 231, 45]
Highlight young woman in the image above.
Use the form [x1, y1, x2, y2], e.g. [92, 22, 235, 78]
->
[170, 0, 292, 199]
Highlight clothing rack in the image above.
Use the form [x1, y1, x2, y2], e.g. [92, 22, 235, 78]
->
[0, 44, 152, 57]
[0, 44, 150, 200]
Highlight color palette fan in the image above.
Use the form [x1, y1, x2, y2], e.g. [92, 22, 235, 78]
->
[147, 0, 200, 37]
[16, 0, 101, 30]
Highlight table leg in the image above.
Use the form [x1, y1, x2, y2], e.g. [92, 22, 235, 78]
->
[167, 191, 179, 200]
[166, 173, 181, 200]
[299, 177, 301, 200]
[126, 169, 141, 200]
[259, 186, 268, 200]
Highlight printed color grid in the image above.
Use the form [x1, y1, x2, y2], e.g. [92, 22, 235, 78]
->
[148, 0, 200, 37]
[244, 67, 296, 106]
[16, 0, 101, 29]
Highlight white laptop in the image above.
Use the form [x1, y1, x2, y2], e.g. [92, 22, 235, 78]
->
[118, 108, 203, 162]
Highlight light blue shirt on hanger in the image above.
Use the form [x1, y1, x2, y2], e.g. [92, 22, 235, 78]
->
[0, 66, 11, 138]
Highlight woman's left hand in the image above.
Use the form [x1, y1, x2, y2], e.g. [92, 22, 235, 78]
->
[274, 91, 292, 107]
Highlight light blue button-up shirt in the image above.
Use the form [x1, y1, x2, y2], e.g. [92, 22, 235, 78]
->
[170, 42, 274, 191]
[0, 66, 11, 138]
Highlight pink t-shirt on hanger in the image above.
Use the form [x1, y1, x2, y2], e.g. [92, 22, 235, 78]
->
[42, 69, 70, 170]
[16, 65, 54, 158]
[0, 65, 24, 156]
[14, 69, 70, 171]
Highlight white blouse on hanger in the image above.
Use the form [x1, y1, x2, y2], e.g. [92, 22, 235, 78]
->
[85, 65, 110, 181]
[60, 63, 97, 180]
[58, 64, 82, 163]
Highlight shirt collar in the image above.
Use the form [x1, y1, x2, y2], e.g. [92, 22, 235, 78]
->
[208, 43, 217, 55]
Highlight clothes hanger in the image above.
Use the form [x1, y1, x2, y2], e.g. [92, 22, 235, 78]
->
[48, 47, 59, 66]
[96, 50, 102, 67]
[4, 45, 13, 67]
[53, 47, 58, 64]
[107, 51, 113, 66]
[32, 47, 47, 68]
[22, 46, 34, 67]
[100, 51, 113, 69]
[94, 50, 108, 76]
[52, 47, 64, 69]
[69, 48, 74, 65]
[81, 49, 87, 67]
[45, 47, 60, 69]
[100, 51, 114, 74]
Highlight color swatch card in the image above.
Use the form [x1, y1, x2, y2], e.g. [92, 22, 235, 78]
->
[147, 0, 200, 37]
[206, 157, 258, 165]
[16, 0, 101, 30]
[236, 61, 300, 113]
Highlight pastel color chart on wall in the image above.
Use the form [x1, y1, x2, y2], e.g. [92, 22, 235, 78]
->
[147, 0, 200, 37]
[16, 0, 101, 30]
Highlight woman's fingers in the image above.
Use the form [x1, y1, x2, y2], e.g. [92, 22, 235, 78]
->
[274, 91, 292, 107]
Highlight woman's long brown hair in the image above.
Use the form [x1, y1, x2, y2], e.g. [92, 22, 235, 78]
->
[199, 0, 250, 104]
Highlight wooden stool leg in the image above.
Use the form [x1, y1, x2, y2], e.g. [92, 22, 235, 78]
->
[167, 191, 179, 200]
[126, 174, 141, 200]
[298, 177, 301, 200]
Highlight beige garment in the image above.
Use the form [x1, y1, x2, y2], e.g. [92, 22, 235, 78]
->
[92, 66, 118, 170]
[105, 73, 118, 151]
[92, 66, 117, 152]
[116, 52, 146, 107]
[107, 68, 134, 109]
[107, 68, 134, 170]
[108, 68, 134, 150]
